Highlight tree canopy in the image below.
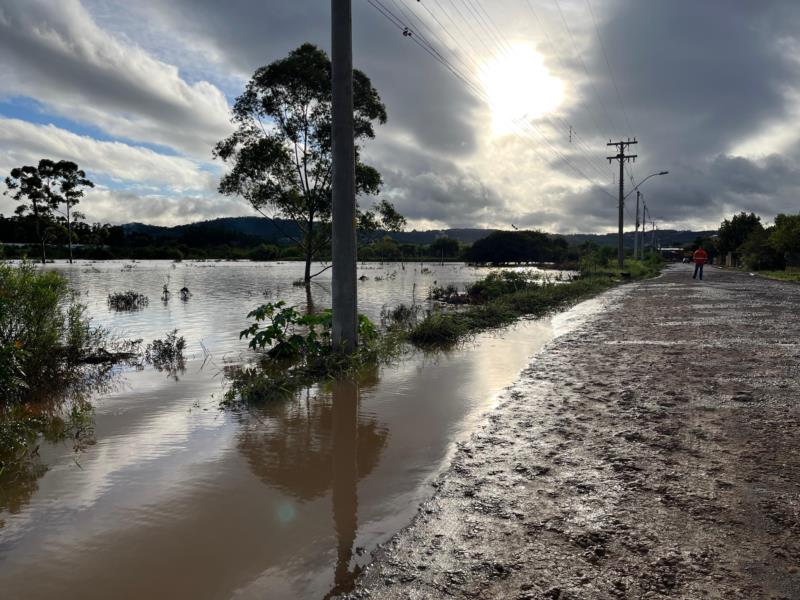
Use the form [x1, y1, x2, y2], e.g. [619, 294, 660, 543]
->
[214, 43, 389, 282]
[4, 159, 93, 264]
[465, 230, 568, 265]
[717, 212, 762, 255]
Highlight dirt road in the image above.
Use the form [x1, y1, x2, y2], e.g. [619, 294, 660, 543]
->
[346, 266, 800, 599]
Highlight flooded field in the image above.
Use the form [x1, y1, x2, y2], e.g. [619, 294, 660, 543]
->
[0, 260, 583, 599]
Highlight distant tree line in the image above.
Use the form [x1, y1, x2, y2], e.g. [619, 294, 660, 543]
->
[709, 211, 800, 270]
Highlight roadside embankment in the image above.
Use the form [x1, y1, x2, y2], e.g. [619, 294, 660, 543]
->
[346, 265, 800, 599]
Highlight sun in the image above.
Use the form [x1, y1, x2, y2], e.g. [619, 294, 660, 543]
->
[480, 44, 563, 135]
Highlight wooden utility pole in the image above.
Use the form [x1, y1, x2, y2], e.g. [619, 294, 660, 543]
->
[607, 139, 638, 268]
[331, 0, 358, 352]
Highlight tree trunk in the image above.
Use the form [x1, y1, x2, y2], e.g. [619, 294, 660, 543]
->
[67, 205, 73, 264]
[303, 215, 314, 282]
[35, 215, 45, 264]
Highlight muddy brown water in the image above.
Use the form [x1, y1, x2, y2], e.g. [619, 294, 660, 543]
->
[0, 260, 595, 599]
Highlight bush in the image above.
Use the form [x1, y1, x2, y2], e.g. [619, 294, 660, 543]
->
[107, 290, 149, 311]
[467, 270, 535, 301]
[0, 262, 111, 402]
[408, 312, 467, 347]
[0, 262, 71, 399]
[145, 330, 186, 377]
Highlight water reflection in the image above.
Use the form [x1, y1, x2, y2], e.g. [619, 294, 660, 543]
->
[238, 375, 387, 597]
[330, 380, 360, 598]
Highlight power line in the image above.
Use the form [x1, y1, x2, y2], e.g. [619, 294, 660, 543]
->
[585, 0, 634, 136]
[364, 0, 618, 199]
[551, 0, 620, 135]
[437, 0, 613, 182]
[521, 0, 612, 144]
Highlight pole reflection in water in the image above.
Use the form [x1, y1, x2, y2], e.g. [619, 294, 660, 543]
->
[236, 373, 386, 597]
[330, 379, 359, 597]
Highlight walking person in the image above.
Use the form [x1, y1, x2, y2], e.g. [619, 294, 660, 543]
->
[692, 246, 708, 280]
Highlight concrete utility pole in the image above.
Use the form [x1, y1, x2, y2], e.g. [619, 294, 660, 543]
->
[634, 190, 641, 260]
[607, 139, 638, 269]
[640, 202, 647, 259]
[651, 220, 657, 251]
[331, 0, 358, 352]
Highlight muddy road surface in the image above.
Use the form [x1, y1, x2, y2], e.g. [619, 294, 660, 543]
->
[346, 266, 800, 599]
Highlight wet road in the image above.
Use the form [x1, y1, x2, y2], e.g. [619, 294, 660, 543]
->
[347, 266, 800, 599]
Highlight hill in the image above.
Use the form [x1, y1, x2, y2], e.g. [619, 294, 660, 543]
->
[123, 217, 714, 248]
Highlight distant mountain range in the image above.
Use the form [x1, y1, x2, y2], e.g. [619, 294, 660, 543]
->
[123, 217, 715, 248]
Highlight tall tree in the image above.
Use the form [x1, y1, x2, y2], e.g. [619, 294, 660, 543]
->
[717, 212, 763, 255]
[214, 43, 387, 282]
[4, 160, 57, 263]
[51, 161, 94, 264]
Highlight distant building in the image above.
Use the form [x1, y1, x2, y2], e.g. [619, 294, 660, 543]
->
[659, 247, 685, 262]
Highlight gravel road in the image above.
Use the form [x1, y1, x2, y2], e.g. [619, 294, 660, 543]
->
[346, 265, 800, 600]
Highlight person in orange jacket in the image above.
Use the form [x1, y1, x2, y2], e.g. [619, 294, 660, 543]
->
[692, 246, 709, 280]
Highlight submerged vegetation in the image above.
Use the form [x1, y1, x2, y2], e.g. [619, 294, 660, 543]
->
[224, 301, 400, 406]
[223, 256, 663, 405]
[0, 262, 121, 500]
[145, 330, 187, 379]
[108, 290, 149, 311]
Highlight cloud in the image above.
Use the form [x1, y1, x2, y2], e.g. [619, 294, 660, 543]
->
[3, 0, 800, 232]
[0, 118, 216, 192]
[0, 0, 232, 159]
[71, 187, 249, 226]
[122, 0, 482, 157]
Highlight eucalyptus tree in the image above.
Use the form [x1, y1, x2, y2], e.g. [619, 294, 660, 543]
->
[5, 159, 94, 264]
[5, 160, 56, 263]
[52, 161, 94, 263]
[214, 43, 388, 283]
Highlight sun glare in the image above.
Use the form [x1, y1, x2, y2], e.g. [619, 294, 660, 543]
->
[480, 44, 563, 135]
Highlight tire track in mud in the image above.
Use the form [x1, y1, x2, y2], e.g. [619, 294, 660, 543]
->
[345, 266, 800, 599]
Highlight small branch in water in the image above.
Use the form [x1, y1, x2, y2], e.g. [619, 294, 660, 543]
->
[309, 264, 333, 279]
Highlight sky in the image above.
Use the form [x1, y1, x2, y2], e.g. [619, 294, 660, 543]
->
[1, 0, 799, 233]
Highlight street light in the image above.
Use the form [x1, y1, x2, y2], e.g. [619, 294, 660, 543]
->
[624, 170, 668, 200]
[625, 171, 668, 261]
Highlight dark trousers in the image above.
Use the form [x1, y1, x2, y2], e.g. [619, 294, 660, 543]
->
[693, 263, 704, 279]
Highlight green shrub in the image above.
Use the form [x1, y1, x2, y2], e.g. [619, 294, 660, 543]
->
[467, 270, 535, 301]
[0, 262, 71, 398]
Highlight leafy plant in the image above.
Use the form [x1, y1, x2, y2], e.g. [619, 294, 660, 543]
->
[240, 301, 376, 360]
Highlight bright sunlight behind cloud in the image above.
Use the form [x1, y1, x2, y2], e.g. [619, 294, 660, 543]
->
[480, 44, 563, 135]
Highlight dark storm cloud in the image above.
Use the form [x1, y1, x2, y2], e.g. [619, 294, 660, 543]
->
[134, 0, 480, 156]
[377, 161, 502, 228]
[563, 0, 800, 229]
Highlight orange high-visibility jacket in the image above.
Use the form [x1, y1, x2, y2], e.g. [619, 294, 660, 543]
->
[693, 248, 708, 265]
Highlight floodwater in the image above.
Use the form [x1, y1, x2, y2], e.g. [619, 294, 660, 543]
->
[0, 260, 584, 599]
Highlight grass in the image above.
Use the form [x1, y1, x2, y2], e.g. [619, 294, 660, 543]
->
[409, 260, 662, 349]
[755, 270, 800, 283]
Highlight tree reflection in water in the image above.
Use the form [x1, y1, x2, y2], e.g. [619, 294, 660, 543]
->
[236, 372, 387, 596]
